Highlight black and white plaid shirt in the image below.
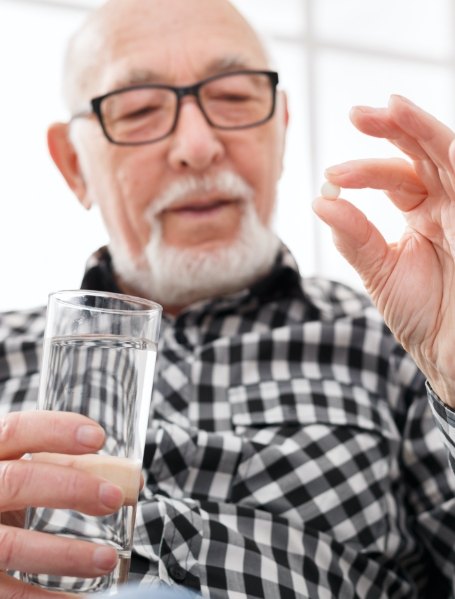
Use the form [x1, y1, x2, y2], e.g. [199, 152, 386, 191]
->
[1, 245, 455, 598]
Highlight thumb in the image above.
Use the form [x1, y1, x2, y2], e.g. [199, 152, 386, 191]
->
[312, 195, 389, 289]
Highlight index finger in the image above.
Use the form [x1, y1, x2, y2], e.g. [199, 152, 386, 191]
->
[0, 411, 105, 460]
[324, 157, 427, 213]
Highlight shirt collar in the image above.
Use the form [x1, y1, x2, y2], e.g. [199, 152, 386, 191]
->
[80, 243, 304, 317]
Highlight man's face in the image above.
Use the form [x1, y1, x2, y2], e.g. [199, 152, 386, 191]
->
[65, 0, 287, 303]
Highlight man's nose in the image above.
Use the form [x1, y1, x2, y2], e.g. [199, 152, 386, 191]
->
[167, 98, 225, 171]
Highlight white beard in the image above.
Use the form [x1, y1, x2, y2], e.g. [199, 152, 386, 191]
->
[109, 171, 280, 308]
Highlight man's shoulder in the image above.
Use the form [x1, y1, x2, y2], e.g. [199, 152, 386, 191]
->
[0, 306, 46, 387]
[0, 305, 47, 342]
[0, 306, 45, 413]
[300, 276, 380, 323]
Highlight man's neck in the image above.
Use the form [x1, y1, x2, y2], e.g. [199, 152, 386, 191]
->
[115, 274, 184, 317]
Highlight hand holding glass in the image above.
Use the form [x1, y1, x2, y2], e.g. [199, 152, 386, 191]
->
[21, 290, 161, 594]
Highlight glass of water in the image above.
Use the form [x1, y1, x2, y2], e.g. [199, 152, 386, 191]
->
[21, 290, 162, 594]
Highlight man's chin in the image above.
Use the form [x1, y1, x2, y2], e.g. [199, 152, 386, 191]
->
[110, 218, 280, 310]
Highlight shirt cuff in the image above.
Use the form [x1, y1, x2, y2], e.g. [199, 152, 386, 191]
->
[426, 380, 455, 472]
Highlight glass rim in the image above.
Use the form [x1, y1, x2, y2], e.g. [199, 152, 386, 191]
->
[49, 290, 163, 316]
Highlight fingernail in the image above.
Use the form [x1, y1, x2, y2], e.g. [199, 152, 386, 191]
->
[351, 105, 377, 113]
[390, 94, 415, 106]
[99, 482, 124, 510]
[76, 425, 105, 448]
[93, 546, 118, 571]
[324, 164, 348, 176]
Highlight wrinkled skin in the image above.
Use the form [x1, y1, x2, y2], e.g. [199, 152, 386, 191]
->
[313, 94, 455, 407]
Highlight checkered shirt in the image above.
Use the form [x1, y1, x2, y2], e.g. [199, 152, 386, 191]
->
[1, 244, 455, 599]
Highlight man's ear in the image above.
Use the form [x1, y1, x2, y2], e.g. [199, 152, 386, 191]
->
[47, 122, 92, 209]
[276, 90, 289, 177]
[280, 89, 290, 129]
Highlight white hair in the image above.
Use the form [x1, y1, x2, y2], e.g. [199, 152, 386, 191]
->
[109, 171, 280, 308]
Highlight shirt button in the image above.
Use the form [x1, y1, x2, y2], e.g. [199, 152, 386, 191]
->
[168, 564, 187, 582]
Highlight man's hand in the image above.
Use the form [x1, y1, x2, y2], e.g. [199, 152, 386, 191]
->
[0, 411, 124, 597]
[313, 94, 455, 407]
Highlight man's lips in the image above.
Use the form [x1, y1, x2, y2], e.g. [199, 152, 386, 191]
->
[162, 197, 241, 216]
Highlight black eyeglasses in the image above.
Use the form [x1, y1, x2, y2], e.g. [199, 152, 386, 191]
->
[71, 70, 279, 146]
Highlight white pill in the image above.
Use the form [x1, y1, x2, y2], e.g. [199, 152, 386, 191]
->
[320, 181, 341, 200]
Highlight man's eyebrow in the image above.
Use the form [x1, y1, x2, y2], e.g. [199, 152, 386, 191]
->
[111, 58, 259, 89]
[112, 69, 163, 89]
[202, 57, 260, 76]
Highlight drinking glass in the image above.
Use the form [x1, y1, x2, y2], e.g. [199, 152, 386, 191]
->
[21, 290, 162, 594]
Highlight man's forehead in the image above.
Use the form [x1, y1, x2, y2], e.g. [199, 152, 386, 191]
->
[67, 0, 268, 106]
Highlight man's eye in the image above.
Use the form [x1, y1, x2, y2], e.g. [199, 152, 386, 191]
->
[120, 105, 161, 120]
[208, 92, 253, 103]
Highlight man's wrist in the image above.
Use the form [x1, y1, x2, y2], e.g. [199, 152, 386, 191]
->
[426, 380, 455, 472]
[426, 380, 455, 413]
[425, 377, 455, 410]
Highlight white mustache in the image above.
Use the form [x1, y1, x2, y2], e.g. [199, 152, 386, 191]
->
[147, 171, 254, 219]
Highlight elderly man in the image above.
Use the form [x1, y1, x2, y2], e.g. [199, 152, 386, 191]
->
[1, 0, 455, 598]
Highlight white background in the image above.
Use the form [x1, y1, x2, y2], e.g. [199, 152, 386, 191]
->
[1, 0, 455, 311]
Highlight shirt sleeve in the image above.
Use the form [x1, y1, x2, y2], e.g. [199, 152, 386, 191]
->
[426, 380, 455, 472]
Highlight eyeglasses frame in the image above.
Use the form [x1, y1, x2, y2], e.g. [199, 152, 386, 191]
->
[71, 69, 279, 146]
